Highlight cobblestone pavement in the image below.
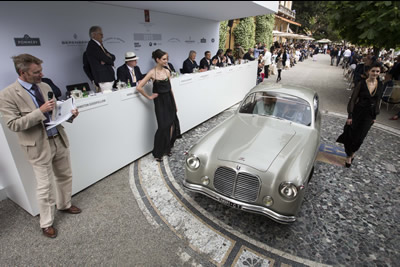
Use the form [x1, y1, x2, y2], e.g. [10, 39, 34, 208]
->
[165, 104, 399, 266]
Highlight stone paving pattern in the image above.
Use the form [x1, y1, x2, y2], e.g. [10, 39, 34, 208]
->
[167, 104, 400, 267]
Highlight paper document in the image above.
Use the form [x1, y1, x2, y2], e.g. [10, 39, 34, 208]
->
[46, 98, 75, 130]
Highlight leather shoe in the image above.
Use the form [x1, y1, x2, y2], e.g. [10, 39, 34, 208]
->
[42, 226, 57, 238]
[60, 205, 81, 214]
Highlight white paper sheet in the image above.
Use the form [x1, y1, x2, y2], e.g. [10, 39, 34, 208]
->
[46, 98, 75, 130]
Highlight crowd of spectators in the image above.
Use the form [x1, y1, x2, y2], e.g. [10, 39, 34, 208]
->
[328, 44, 400, 121]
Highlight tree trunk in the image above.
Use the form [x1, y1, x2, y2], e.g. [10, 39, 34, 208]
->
[373, 46, 380, 59]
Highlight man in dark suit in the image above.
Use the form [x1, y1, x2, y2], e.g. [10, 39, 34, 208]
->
[243, 48, 256, 61]
[116, 52, 143, 87]
[0, 54, 81, 238]
[182, 50, 201, 74]
[199, 51, 212, 70]
[224, 49, 234, 65]
[85, 26, 116, 92]
[212, 49, 227, 67]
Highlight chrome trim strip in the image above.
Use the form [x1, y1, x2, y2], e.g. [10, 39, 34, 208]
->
[183, 180, 296, 224]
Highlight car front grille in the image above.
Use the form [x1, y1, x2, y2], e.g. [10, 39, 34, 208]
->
[213, 167, 260, 202]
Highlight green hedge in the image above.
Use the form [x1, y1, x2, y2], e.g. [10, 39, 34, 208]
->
[219, 20, 230, 49]
[255, 14, 275, 49]
[233, 17, 256, 51]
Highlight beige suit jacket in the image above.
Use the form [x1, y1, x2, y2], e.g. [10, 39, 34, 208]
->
[0, 80, 69, 164]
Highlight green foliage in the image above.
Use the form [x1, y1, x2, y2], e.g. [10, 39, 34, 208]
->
[326, 1, 400, 50]
[255, 14, 275, 48]
[292, 1, 336, 40]
[219, 20, 230, 50]
[233, 17, 256, 50]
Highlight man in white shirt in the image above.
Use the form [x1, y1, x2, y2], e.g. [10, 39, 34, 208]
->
[342, 47, 352, 68]
[262, 48, 272, 79]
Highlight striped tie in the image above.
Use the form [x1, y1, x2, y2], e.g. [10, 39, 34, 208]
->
[31, 84, 50, 123]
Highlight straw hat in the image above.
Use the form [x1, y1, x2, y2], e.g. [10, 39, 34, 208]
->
[125, 51, 139, 62]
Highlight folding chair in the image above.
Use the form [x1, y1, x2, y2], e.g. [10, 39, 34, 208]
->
[380, 85, 393, 111]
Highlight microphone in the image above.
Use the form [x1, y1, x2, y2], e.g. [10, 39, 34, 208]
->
[47, 91, 54, 117]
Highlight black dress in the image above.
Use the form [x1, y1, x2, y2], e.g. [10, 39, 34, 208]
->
[337, 79, 383, 156]
[152, 69, 181, 158]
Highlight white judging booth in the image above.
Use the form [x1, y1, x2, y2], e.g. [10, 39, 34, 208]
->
[0, 62, 257, 215]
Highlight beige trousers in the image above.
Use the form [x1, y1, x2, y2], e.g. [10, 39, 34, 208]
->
[29, 136, 73, 228]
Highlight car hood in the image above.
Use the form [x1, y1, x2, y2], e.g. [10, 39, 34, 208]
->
[217, 115, 296, 172]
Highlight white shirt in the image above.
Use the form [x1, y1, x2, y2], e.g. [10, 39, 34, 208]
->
[343, 49, 351, 57]
[92, 38, 102, 47]
[126, 64, 136, 83]
[263, 51, 272, 65]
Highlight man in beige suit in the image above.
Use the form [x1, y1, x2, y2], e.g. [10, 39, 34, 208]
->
[0, 54, 81, 238]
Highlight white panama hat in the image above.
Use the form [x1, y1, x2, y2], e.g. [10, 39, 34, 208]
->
[125, 51, 139, 62]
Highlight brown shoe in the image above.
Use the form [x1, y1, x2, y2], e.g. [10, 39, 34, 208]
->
[60, 205, 81, 214]
[42, 226, 57, 238]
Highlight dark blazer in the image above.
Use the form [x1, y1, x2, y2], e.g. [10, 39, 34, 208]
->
[182, 58, 198, 74]
[243, 52, 255, 61]
[164, 62, 176, 73]
[82, 51, 94, 82]
[116, 64, 143, 86]
[212, 55, 225, 67]
[225, 54, 234, 65]
[85, 39, 116, 84]
[41, 78, 62, 100]
[199, 57, 211, 70]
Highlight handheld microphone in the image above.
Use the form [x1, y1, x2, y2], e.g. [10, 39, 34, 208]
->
[47, 92, 54, 117]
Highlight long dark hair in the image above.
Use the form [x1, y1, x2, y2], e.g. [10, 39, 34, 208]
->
[152, 49, 167, 62]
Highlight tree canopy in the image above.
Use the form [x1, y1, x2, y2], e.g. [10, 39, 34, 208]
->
[292, 1, 340, 41]
[326, 1, 400, 49]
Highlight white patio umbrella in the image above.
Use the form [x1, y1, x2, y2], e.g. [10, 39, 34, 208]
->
[316, 39, 332, 43]
[299, 35, 315, 40]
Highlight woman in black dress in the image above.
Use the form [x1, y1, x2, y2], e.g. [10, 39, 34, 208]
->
[337, 62, 383, 167]
[136, 49, 181, 162]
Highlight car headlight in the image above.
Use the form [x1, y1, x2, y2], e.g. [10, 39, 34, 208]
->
[279, 182, 298, 200]
[186, 155, 200, 170]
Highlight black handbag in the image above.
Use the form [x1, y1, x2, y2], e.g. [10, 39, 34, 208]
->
[336, 123, 352, 144]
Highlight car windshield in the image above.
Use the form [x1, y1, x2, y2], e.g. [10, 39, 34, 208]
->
[239, 92, 312, 126]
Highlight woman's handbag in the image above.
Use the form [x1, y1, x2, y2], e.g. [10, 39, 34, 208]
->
[336, 123, 352, 145]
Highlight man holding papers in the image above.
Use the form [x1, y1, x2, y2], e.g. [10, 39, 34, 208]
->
[0, 54, 80, 238]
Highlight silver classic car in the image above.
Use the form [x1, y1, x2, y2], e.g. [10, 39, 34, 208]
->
[183, 84, 321, 223]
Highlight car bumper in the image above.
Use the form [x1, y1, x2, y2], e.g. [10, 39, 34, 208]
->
[183, 180, 296, 224]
